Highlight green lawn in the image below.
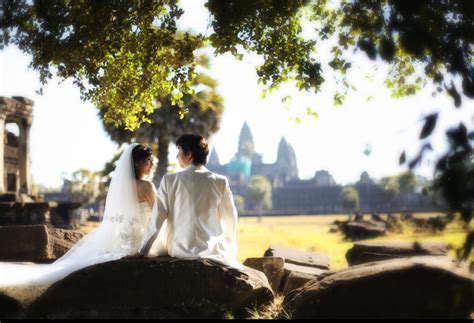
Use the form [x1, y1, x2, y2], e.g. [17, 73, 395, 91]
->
[236, 212, 473, 270]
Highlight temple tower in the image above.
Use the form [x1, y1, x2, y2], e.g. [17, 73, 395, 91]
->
[275, 137, 299, 181]
[237, 121, 255, 158]
[208, 147, 220, 166]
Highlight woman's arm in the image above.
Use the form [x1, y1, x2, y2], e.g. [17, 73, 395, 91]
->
[139, 176, 168, 256]
[146, 182, 157, 209]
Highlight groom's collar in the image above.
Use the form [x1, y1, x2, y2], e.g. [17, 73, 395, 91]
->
[185, 164, 208, 172]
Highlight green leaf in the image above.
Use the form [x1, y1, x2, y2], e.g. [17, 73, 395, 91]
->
[305, 107, 319, 120]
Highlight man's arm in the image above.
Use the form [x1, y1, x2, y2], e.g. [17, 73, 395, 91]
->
[217, 178, 238, 253]
[139, 176, 169, 256]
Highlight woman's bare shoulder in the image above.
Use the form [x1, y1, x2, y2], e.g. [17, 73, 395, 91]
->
[137, 179, 157, 194]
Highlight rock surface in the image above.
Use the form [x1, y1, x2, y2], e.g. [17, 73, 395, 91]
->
[0, 225, 84, 262]
[280, 262, 329, 296]
[282, 256, 474, 319]
[25, 257, 274, 319]
[346, 241, 449, 266]
[264, 245, 330, 270]
[340, 221, 386, 240]
[46, 227, 84, 259]
[0, 225, 50, 261]
[243, 257, 285, 293]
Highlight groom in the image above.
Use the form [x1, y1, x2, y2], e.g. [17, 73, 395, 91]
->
[139, 134, 240, 268]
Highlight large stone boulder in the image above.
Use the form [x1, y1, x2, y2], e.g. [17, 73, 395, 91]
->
[0, 225, 50, 261]
[282, 256, 474, 319]
[404, 214, 455, 233]
[26, 257, 274, 319]
[46, 227, 84, 259]
[346, 241, 449, 266]
[242, 256, 329, 296]
[0, 225, 84, 262]
[340, 221, 386, 240]
[264, 245, 330, 270]
[243, 257, 285, 293]
[280, 263, 329, 296]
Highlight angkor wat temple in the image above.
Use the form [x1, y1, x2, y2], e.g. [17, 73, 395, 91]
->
[207, 122, 439, 214]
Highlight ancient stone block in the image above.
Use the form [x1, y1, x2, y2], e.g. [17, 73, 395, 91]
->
[340, 221, 386, 240]
[281, 262, 329, 296]
[282, 256, 474, 319]
[346, 241, 449, 266]
[0, 225, 84, 262]
[0, 225, 50, 261]
[264, 245, 330, 270]
[46, 228, 84, 258]
[243, 256, 284, 293]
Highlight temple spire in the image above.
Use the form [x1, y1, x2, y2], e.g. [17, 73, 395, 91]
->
[208, 148, 220, 165]
[276, 137, 299, 180]
[237, 121, 255, 158]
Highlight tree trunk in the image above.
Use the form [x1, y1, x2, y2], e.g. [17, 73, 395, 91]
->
[154, 136, 170, 186]
[257, 200, 264, 222]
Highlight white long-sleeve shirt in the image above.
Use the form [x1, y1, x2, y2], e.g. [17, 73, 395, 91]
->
[140, 165, 242, 269]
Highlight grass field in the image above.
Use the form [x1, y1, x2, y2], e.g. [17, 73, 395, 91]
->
[79, 212, 473, 271]
[236, 212, 472, 270]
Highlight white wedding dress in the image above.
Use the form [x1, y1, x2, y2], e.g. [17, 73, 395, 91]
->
[0, 144, 152, 302]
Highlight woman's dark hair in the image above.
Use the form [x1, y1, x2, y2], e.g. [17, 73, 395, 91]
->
[176, 134, 209, 165]
[132, 144, 153, 178]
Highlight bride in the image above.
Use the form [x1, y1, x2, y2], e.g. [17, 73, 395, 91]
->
[0, 143, 156, 289]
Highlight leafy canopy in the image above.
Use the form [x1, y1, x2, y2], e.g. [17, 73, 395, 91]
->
[3, 0, 472, 129]
[2, 0, 201, 130]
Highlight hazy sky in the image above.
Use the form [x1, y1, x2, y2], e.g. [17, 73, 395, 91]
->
[1, 1, 472, 188]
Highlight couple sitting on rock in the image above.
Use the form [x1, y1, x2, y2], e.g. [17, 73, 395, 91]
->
[0, 134, 242, 288]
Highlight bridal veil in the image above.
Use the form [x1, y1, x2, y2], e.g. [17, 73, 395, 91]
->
[0, 143, 149, 287]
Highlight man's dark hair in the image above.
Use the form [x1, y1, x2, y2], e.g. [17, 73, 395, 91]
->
[176, 134, 209, 165]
